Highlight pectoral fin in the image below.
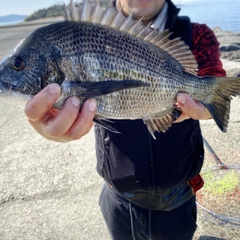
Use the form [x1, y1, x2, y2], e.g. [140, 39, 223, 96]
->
[62, 80, 149, 98]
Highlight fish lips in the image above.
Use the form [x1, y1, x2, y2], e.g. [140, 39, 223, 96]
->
[0, 80, 12, 96]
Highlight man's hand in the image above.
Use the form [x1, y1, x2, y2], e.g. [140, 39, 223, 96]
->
[174, 93, 212, 123]
[24, 83, 97, 142]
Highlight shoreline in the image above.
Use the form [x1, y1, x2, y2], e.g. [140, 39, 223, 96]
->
[0, 16, 64, 29]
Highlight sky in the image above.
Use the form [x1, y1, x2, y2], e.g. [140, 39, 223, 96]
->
[0, 0, 198, 16]
[0, 0, 67, 16]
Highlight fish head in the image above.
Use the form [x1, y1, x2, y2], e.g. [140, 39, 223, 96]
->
[0, 28, 64, 98]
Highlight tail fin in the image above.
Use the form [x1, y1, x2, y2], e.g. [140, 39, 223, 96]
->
[204, 77, 240, 132]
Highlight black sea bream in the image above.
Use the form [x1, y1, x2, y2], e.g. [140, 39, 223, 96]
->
[0, 0, 240, 138]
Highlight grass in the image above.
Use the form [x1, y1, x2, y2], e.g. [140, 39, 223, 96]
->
[202, 169, 239, 195]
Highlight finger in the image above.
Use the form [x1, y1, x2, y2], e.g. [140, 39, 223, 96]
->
[66, 98, 97, 140]
[43, 96, 82, 139]
[173, 112, 190, 123]
[177, 93, 205, 120]
[25, 84, 61, 121]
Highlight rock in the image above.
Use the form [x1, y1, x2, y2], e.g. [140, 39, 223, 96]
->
[213, 29, 240, 62]
[221, 59, 240, 77]
[212, 27, 223, 33]
[228, 68, 240, 77]
[221, 50, 240, 62]
[213, 29, 240, 76]
[220, 44, 240, 52]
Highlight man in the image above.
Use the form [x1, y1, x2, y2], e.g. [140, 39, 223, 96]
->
[25, 0, 226, 239]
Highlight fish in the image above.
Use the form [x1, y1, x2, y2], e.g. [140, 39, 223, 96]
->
[0, 0, 240, 139]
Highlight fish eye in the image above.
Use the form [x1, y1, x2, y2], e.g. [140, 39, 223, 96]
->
[11, 56, 26, 71]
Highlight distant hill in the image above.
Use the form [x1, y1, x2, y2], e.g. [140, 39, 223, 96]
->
[25, 0, 110, 22]
[25, 5, 63, 21]
[0, 14, 27, 23]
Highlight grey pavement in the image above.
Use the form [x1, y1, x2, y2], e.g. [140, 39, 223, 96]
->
[0, 19, 239, 240]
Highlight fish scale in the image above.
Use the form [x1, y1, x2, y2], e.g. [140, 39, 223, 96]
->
[43, 21, 181, 116]
[0, 0, 240, 138]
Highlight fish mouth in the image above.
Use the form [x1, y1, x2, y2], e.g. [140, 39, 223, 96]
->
[0, 81, 12, 96]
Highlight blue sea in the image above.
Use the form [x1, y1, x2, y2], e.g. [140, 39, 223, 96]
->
[176, 0, 240, 32]
[0, 21, 23, 26]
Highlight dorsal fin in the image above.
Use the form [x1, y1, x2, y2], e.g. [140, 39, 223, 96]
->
[63, 3, 71, 21]
[91, 0, 105, 23]
[63, 0, 198, 75]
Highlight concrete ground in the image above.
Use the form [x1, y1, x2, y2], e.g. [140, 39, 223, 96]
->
[0, 19, 239, 240]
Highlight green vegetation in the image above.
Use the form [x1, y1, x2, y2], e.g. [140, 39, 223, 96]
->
[25, 0, 111, 22]
[202, 169, 239, 195]
[25, 5, 63, 21]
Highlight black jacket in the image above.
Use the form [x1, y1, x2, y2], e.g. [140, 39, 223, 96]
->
[94, 0, 204, 194]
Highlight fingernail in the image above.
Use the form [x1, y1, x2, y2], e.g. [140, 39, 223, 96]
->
[48, 84, 60, 96]
[71, 96, 80, 107]
[178, 94, 186, 105]
[88, 99, 97, 112]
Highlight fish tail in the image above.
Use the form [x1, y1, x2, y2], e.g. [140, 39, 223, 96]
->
[204, 77, 240, 132]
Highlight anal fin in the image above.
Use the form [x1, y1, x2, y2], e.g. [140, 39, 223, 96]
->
[143, 108, 181, 139]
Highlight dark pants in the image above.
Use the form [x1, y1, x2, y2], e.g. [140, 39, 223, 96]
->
[99, 183, 197, 240]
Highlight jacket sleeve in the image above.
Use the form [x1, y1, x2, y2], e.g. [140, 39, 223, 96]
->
[191, 23, 226, 77]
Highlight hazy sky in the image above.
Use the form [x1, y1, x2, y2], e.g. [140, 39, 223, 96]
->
[0, 0, 197, 16]
[0, 0, 65, 16]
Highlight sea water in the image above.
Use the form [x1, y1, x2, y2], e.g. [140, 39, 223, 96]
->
[176, 0, 240, 32]
[0, 21, 23, 26]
